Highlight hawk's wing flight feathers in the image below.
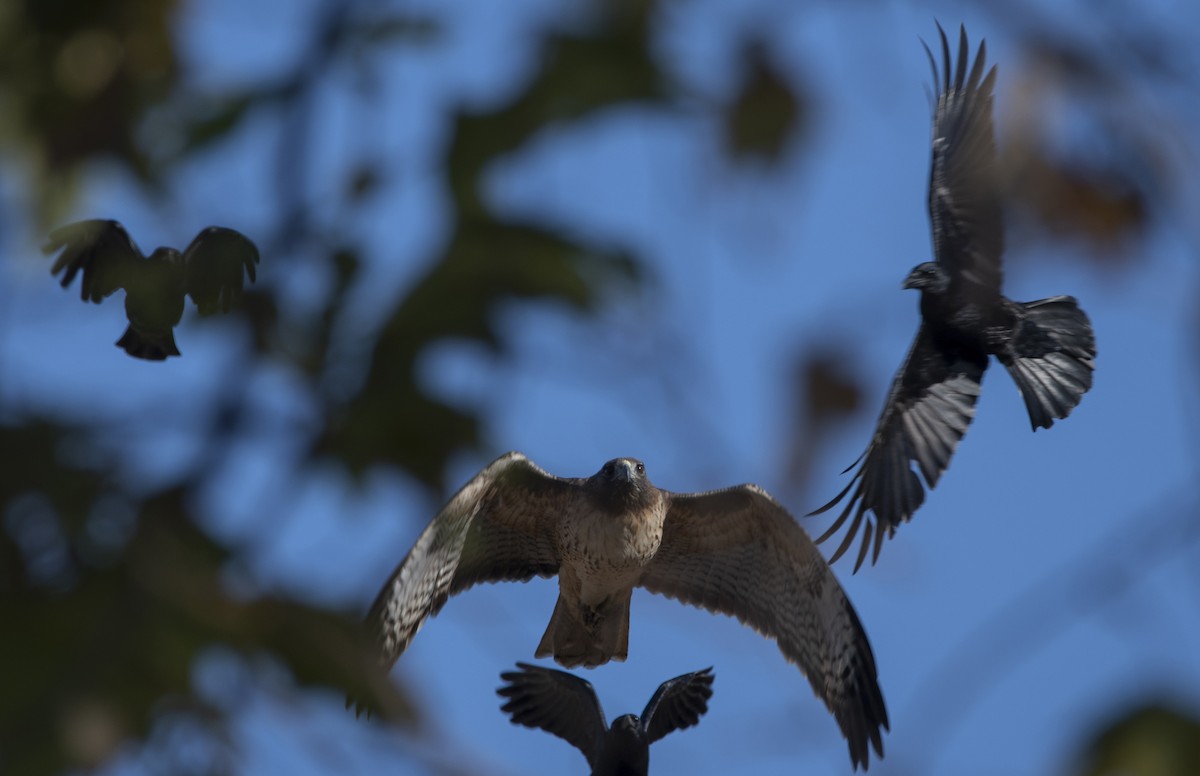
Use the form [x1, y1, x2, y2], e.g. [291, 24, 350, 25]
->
[496, 662, 607, 769]
[642, 486, 887, 770]
[639, 667, 714, 745]
[367, 452, 572, 667]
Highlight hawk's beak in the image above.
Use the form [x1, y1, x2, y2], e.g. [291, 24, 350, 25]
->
[614, 461, 634, 482]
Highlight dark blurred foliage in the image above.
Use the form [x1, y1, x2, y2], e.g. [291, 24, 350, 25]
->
[0, 423, 410, 774]
[722, 39, 806, 165]
[784, 350, 861, 497]
[997, 28, 1177, 266]
[1007, 153, 1148, 258]
[1, 0, 1197, 772]
[1071, 704, 1200, 776]
[0, 0, 177, 216]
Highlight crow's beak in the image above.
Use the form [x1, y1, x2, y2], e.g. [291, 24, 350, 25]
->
[902, 273, 920, 290]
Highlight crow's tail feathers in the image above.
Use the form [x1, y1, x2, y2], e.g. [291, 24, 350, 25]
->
[116, 325, 181, 360]
[1001, 296, 1095, 430]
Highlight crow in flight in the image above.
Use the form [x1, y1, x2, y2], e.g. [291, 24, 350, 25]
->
[809, 24, 1095, 571]
[363, 452, 887, 770]
[497, 663, 713, 776]
[44, 219, 260, 359]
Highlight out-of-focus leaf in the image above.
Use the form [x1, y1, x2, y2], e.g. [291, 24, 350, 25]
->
[723, 40, 804, 164]
[784, 349, 862, 493]
[1006, 150, 1148, 260]
[998, 45, 1171, 268]
[1072, 703, 1200, 776]
[144, 83, 299, 165]
[320, 385, 478, 493]
[347, 166, 381, 202]
[802, 351, 862, 421]
[292, 247, 362, 376]
[176, 93, 258, 154]
[1022, 31, 1189, 93]
[388, 220, 638, 349]
[237, 288, 280, 357]
[447, 0, 666, 215]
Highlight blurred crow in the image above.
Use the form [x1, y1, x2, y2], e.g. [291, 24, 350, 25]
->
[497, 663, 714, 776]
[363, 452, 887, 770]
[44, 219, 260, 359]
[810, 24, 1096, 571]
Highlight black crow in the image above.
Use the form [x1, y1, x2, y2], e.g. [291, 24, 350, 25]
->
[497, 663, 714, 776]
[363, 452, 887, 770]
[44, 219, 259, 359]
[809, 24, 1096, 571]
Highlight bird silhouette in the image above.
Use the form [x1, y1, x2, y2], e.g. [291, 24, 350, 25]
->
[363, 452, 886, 769]
[809, 24, 1096, 571]
[497, 663, 714, 776]
[44, 219, 259, 359]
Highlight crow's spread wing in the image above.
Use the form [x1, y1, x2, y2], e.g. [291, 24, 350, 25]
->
[642, 486, 887, 770]
[497, 662, 607, 768]
[182, 226, 260, 315]
[44, 219, 143, 302]
[366, 452, 575, 668]
[640, 667, 714, 745]
[810, 325, 985, 571]
[926, 23, 1002, 297]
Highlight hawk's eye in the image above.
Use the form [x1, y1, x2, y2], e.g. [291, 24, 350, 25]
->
[602, 463, 614, 476]
[635, 463, 645, 475]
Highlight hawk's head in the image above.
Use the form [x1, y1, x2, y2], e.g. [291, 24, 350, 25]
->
[587, 457, 656, 514]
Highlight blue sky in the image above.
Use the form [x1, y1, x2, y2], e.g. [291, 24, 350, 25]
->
[4, 1, 1199, 774]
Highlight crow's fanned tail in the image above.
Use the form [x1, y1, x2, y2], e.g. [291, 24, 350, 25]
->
[999, 296, 1095, 431]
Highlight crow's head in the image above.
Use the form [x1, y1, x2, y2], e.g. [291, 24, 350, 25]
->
[902, 261, 950, 294]
[599, 715, 649, 773]
[611, 714, 640, 734]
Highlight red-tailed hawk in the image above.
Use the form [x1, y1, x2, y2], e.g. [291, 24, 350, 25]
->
[365, 452, 887, 770]
[497, 663, 714, 776]
[809, 24, 1095, 571]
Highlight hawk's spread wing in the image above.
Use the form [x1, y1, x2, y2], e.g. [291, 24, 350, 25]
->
[496, 662, 607, 769]
[182, 226, 260, 315]
[811, 325, 985, 571]
[640, 667, 714, 745]
[44, 219, 143, 302]
[641, 487, 887, 771]
[926, 23, 1002, 297]
[367, 452, 575, 667]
